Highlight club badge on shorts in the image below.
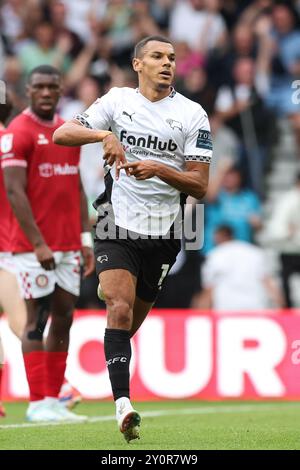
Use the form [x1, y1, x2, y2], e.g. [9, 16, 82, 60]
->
[35, 274, 49, 288]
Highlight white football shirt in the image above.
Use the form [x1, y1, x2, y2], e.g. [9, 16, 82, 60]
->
[75, 87, 212, 235]
[202, 241, 270, 311]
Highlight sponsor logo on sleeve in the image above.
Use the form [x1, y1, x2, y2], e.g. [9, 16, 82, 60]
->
[196, 130, 212, 151]
[0, 133, 13, 153]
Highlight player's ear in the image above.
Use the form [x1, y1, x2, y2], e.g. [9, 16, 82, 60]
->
[132, 57, 142, 73]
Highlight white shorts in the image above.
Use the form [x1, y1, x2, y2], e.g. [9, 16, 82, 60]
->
[0, 252, 17, 275]
[14, 251, 81, 299]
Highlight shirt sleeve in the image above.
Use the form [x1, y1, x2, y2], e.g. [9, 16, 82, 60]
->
[74, 87, 119, 130]
[184, 108, 213, 164]
[0, 128, 32, 169]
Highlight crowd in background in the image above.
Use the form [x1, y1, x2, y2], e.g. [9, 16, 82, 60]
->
[1, 0, 300, 311]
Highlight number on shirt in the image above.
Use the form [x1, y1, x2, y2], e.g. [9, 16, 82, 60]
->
[158, 264, 170, 287]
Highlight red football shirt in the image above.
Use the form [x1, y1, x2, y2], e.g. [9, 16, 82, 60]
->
[0, 127, 14, 252]
[0, 109, 82, 253]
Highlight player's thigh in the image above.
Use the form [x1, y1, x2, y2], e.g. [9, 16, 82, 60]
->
[95, 239, 140, 307]
[99, 269, 137, 308]
[54, 251, 81, 299]
[0, 269, 26, 338]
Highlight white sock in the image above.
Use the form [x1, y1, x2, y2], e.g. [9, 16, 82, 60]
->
[43, 397, 58, 406]
[115, 397, 132, 416]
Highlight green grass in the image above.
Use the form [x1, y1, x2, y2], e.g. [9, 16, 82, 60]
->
[1, 401, 300, 450]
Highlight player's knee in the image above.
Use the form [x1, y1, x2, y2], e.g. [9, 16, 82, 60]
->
[51, 308, 73, 329]
[106, 297, 132, 330]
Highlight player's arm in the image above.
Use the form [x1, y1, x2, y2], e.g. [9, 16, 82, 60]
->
[53, 120, 128, 180]
[53, 119, 112, 146]
[3, 167, 55, 270]
[120, 160, 209, 200]
[79, 176, 95, 277]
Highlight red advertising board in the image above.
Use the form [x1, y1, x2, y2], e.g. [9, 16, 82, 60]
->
[1, 309, 300, 400]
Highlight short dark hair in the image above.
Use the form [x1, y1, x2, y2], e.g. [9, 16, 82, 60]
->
[28, 65, 61, 83]
[134, 35, 173, 58]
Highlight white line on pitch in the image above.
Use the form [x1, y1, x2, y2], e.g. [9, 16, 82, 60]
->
[1, 403, 300, 429]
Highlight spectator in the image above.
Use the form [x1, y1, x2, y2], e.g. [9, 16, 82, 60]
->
[207, 22, 257, 89]
[169, 0, 228, 55]
[266, 171, 300, 307]
[193, 225, 284, 311]
[256, 2, 300, 153]
[208, 114, 239, 178]
[17, 22, 72, 76]
[204, 166, 262, 253]
[215, 56, 276, 195]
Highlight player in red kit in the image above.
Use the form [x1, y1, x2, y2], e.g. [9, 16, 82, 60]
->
[0, 96, 26, 417]
[1, 65, 94, 422]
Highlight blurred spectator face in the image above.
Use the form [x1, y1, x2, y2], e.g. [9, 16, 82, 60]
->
[214, 227, 233, 246]
[190, 0, 205, 11]
[4, 57, 22, 85]
[272, 5, 295, 34]
[7, 0, 22, 9]
[222, 169, 242, 192]
[50, 1, 66, 27]
[184, 68, 207, 92]
[233, 58, 255, 86]
[175, 42, 191, 61]
[258, 0, 272, 7]
[233, 25, 254, 55]
[204, 0, 220, 12]
[133, 40, 176, 90]
[35, 23, 55, 49]
[77, 77, 100, 106]
[132, 0, 149, 15]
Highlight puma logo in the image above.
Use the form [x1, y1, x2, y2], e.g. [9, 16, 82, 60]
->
[122, 111, 135, 121]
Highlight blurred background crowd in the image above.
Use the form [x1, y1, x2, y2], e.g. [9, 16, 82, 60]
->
[1, 0, 300, 312]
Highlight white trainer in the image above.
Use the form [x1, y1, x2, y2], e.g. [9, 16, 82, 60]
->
[26, 400, 66, 422]
[116, 399, 141, 443]
[51, 401, 88, 422]
[26, 399, 88, 423]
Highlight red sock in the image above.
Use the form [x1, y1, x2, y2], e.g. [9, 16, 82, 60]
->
[45, 351, 68, 398]
[23, 351, 46, 402]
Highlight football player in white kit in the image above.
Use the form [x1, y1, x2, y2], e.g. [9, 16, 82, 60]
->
[54, 35, 212, 442]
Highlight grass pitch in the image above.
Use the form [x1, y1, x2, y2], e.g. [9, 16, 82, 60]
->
[0, 401, 300, 450]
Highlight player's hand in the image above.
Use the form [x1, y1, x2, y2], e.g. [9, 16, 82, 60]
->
[81, 246, 95, 278]
[102, 134, 130, 180]
[119, 160, 159, 180]
[34, 243, 56, 270]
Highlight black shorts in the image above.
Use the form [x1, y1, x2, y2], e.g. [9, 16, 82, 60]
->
[94, 237, 181, 303]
